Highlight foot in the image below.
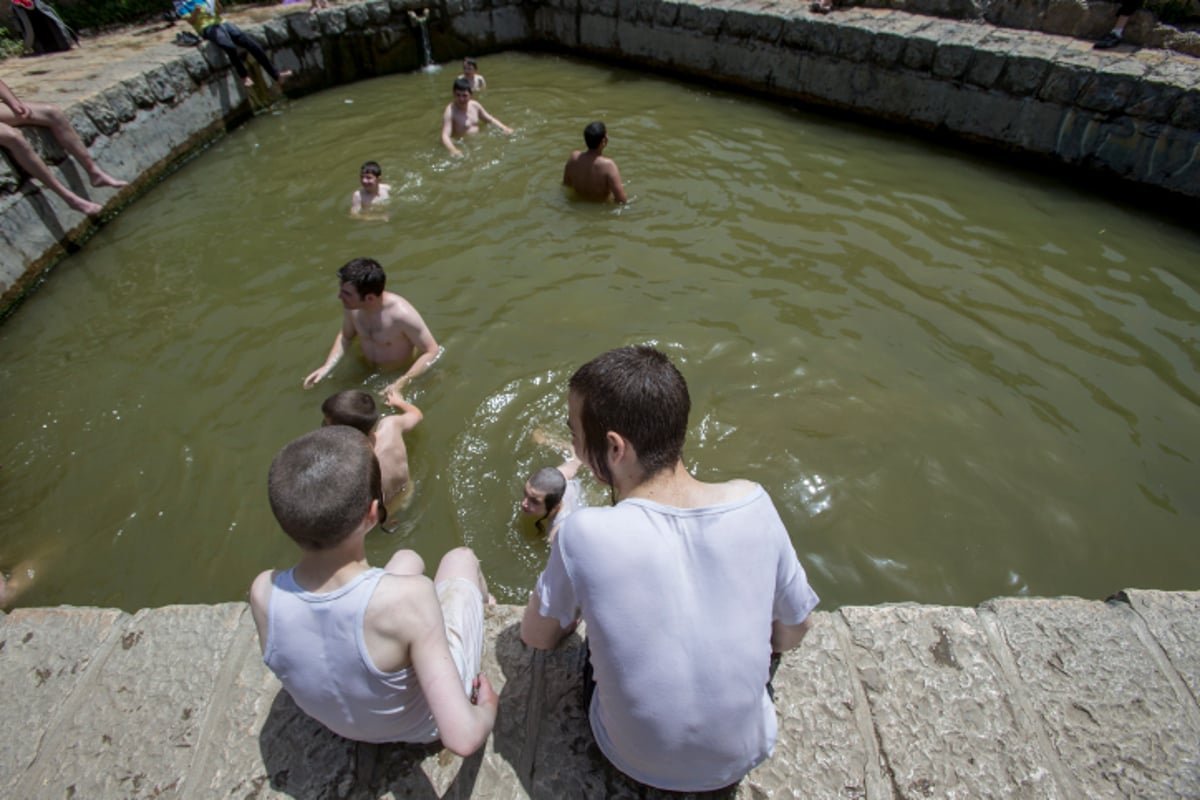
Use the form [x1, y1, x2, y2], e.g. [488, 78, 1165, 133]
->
[277, 69, 293, 83]
[810, 0, 832, 13]
[88, 170, 128, 189]
[66, 194, 103, 216]
[243, 76, 254, 88]
[1093, 31, 1122, 49]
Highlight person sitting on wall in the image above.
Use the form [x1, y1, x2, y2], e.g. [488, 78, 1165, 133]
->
[0, 79, 127, 216]
[249, 426, 498, 752]
[520, 345, 820, 793]
[174, 0, 293, 88]
[1094, 0, 1142, 49]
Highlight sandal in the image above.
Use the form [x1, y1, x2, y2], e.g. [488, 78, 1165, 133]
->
[810, 0, 832, 13]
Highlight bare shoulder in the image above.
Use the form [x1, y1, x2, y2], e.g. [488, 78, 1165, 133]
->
[368, 573, 439, 634]
[249, 569, 276, 612]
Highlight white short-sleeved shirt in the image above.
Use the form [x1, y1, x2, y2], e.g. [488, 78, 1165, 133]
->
[535, 484, 819, 792]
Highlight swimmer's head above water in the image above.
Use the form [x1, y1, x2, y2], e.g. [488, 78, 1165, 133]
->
[521, 466, 567, 533]
[583, 121, 607, 151]
[321, 390, 379, 435]
[337, 257, 386, 306]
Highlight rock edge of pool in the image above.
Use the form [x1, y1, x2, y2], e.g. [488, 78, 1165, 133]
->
[2, 590, 1198, 798]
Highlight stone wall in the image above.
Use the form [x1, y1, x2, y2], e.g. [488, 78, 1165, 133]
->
[2, 0, 1199, 314]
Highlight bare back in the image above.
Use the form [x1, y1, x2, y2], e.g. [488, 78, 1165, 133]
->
[372, 416, 412, 503]
[563, 150, 626, 203]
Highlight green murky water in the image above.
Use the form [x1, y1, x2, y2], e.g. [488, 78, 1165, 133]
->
[1, 52, 1197, 611]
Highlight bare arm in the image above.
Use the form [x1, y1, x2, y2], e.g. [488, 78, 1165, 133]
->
[248, 570, 275, 655]
[519, 590, 577, 650]
[771, 614, 813, 653]
[382, 392, 424, 432]
[557, 456, 582, 481]
[441, 106, 462, 157]
[384, 305, 439, 395]
[350, 190, 363, 216]
[606, 161, 627, 204]
[304, 311, 356, 388]
[406, 585, 498, 755]
[476, 103, 512, 135]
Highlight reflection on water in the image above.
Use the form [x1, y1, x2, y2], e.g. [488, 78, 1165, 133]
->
[0, 53, 1198, 611]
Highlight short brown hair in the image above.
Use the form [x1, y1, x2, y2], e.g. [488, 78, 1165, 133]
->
[268, 427, 382, 550]
[569, 345, 690, 486]
[321, 390, 379, 435]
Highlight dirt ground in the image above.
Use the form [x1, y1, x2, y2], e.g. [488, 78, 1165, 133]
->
[0, 1, 326, 104]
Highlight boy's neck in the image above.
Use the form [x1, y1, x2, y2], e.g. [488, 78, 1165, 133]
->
[294, 536, 371, 593]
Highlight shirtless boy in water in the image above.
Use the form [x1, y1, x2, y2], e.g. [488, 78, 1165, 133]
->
[563, 120, 626, 204]
[350, 160, 391, 218]
[304, 258, 440, 399]
[440, 78, 511, 157]
[322, 389, 422, 506]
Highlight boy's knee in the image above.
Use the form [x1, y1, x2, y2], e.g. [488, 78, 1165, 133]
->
[384, 548, 425, 576]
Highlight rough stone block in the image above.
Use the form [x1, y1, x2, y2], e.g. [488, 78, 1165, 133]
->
[1169, 89, 1200, 130]
[843, 604, 1062, 799]
[932, 41, 974, 79]
[121, 76, 157, 110]
[987, 596, 1200, 800]
[366, 0, 393, 24]
[319, 7, 350, 35]
[262, 18, 293, 48]
[868, 29, 907, 67]
[179, 49, 213, 84]
[581, 0, 617, 15]
[1126, 80, 1184, 122]
[723, 8, 784, 42]
[580, 14, 619, 49]
[81, 95, 120, 137]
[779, 16, 815, 50]
[535, 7, 578, 46]
[1038, 61, 1089, 104]
[901, 32, 939, 72]
[0, 608, 128, 799]
[10, 604, 249, 799]
[806, 20, 844, 56]
[998, 52, 1050, 95]
[65, 105, 99, 147]
[965, 47, 1006, 87]
[836, 25, 875, 63]
[1122, 589, 1200, 705]
[653, 0, 681, 27]
[286, 11, 323, 41]
[1076, 73, 1137, 113]
[757, 615, 880, 798]
[346, 2, 370, 27]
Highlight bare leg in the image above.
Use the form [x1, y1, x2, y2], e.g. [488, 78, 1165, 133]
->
[0, 103, 126, 189]
[434, 546, 493, 604]
[0, 124, 102, 215]
[384, 548, 425, 576]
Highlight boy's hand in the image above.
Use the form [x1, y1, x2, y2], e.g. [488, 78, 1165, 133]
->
[472, 674, 499, 711]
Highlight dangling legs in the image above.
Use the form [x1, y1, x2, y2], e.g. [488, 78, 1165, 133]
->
[0, 121, 102, 215]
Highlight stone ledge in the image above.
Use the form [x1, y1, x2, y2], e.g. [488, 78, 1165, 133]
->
[0, 591, 1197, 797]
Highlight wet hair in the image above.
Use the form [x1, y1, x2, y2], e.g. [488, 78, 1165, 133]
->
[336, 257, 386, 298]
[321, 390, 379, 435]
[453, 77, 472, 94]
[528, 466, 567, 533]
[569, 345, 690, 489]
[463, 57, 478, 69]
[267, 426, 385, 551]
[360, 161, 382, 177]
[583, 121, 607, 150]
